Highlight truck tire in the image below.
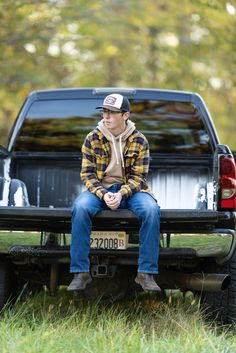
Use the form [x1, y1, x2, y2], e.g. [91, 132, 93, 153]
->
[203, 249, 236, 323]
[0, 259, 16, 310]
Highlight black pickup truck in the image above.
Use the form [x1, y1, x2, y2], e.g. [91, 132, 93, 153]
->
[0, 88, 235, 322]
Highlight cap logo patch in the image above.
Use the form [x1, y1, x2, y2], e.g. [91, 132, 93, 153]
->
[96, 93, 129, 112]
[104, 96, 117, 106]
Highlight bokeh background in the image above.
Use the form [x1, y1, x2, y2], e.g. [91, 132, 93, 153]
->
[1, 0, 235, 149]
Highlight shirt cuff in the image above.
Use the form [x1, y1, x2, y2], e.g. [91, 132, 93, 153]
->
[96, 188, 108, 200]
[119, 186, 130, 199]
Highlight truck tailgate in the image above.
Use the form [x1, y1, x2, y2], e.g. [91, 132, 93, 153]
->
[0, 207, 229, 233]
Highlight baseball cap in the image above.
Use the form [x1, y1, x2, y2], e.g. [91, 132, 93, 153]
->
[96, 93, 130, 112]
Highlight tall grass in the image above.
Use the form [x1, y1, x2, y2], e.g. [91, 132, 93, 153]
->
[0, 289, 235, 353]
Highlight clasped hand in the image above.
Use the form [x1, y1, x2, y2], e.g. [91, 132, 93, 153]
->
[103, 192, 122, 210]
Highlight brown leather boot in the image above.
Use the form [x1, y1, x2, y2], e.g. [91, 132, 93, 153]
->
[135, 272, 161, 292]
[67, 272, 92, 291]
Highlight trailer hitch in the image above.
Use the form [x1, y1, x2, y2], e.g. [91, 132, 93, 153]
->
[91, 264, 117, 278]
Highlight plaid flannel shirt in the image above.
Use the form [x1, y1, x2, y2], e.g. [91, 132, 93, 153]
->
[80, 128, 153, 200]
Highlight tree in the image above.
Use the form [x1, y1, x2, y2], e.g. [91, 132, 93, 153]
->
[0, 0, 235, 149]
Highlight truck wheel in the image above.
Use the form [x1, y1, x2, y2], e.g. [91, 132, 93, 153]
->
[0, 259, 17, 310]
[202, 249, 236, 323]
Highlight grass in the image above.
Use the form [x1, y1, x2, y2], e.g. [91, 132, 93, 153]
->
[0, 230, 235, 352]
[0, 289, 236, 353]
[171, 234, 231, 257]
[0, 231, 40, 251]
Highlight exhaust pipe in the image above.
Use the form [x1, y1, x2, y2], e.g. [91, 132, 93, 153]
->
[158, 271, 231, 292]
[179, 273, 231, 292]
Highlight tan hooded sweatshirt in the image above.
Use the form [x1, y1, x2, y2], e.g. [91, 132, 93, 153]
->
[97, 119, 136, 189]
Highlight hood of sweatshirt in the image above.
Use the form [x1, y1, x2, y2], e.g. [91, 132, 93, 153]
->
[97, 119, 136, 167]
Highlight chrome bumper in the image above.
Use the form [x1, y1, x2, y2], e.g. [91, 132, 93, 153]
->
[158, 229, 235, 262]
[0, 228, 235, 264]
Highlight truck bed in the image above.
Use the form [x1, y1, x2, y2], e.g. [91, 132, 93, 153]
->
[7, 153, 214, 210]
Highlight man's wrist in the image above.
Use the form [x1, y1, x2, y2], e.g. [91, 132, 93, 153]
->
[97, 189, 107, 200]
[117, 191, 123, 200]
[119, 188, 128, 199]
[102, 191, 108, 200]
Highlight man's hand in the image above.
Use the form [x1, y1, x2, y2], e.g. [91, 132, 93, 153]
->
[103, 192, 115, 206]
[104, 192, 122, 210]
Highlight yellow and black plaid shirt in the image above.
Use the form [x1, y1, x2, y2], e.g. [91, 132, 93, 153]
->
[80, 128, 153, 200]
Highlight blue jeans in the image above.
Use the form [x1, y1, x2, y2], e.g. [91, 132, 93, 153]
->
[70, 184, 160, 274]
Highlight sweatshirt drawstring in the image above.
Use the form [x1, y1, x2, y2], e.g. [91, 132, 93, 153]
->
[110, 134, 125, 167]
[111, 134, 119, 165]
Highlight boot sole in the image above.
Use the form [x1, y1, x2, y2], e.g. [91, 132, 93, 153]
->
[135, 278, 161, 292]
[67, 277, 92, 291]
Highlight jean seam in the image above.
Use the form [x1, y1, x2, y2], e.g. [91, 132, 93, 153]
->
[138, 270, 159, 274]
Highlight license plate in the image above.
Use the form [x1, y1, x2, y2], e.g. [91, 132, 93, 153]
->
[90, 231, 126, 250]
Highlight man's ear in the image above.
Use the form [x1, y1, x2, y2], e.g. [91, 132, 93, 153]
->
[124, 112, 130, 121]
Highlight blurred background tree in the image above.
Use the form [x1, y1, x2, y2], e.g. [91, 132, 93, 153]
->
[0, 0, 235, 148]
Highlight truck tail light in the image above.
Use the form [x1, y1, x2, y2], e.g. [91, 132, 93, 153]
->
[219, 155, 236, 210]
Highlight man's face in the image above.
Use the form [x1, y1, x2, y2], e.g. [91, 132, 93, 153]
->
[102, 109, 129, 134]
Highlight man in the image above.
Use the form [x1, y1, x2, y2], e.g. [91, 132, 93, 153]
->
[68, 93, 161, 292]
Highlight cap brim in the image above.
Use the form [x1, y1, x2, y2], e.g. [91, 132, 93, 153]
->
[96, 105, 121, 112]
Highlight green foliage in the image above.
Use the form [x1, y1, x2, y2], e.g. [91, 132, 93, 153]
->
[0, 0, 235, 148]
[0, 231, 40, 251]
[0, 289, 236, 352]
